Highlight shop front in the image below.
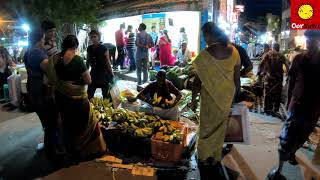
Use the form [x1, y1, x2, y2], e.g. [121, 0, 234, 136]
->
[99, 11, 201, 56]
[99, 0, 216, 54]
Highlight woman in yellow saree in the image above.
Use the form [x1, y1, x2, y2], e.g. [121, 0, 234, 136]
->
[192, 22, 241, 179]
[46, 35, 106, 161]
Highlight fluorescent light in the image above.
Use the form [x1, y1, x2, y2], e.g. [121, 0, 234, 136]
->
[22, 24, 30, 32]
[18, 40, 29, 46]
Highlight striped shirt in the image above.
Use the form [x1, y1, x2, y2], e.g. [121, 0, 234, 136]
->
[126, 32, 136, 50]
[44, 40, 59, 57]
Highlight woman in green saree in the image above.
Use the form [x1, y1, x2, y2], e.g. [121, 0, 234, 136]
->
[46, 35, 106, 160]
[192, 22, 241, 179]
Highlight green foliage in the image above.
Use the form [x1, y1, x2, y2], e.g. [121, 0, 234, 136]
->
[11, 0, 101, 27]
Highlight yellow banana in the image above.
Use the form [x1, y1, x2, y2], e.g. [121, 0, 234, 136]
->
[157, 96, 162, 104]
[159, 126, 165, 131]
[153, 93, 158, 102]
[164, 127, 168, 134]
[163, 135, 170, 142]
[141, 128, 152, 135]
[135, 129, 145, 137]
[169, 135, 174, 141]
[131, 124, 139, 129]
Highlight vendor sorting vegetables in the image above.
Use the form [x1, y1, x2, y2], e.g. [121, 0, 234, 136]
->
[137, 70, 182, 108]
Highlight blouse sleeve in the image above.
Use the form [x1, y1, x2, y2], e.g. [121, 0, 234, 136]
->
[76, 56, 88, 74]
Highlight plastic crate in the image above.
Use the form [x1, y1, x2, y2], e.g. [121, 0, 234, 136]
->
[151, 121, 187, 163]
[151, 138, 185, 162]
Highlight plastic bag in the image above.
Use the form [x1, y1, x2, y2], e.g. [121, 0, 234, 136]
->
[225, 103, 250, 144]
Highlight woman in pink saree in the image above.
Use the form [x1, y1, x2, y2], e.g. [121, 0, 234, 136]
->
[159, 30, 175, 66]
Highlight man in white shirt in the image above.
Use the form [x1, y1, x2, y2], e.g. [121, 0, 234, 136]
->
[176, 42, 192, 66]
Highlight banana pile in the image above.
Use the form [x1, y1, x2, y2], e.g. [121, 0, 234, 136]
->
[90, 97, 184, 142]
[153, 120, 183, 144]
[112, 109, 161, 138]
[116, 119, 156, 138]
[90, 97, 113, 111]
[91, 98, 114, 123]
[152, 93, 174, 109]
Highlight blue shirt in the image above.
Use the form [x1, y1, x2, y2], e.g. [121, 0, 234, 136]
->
[24, 48, 48, 79]
[135, 31, 154, 60]
[150, 32, 158, 45]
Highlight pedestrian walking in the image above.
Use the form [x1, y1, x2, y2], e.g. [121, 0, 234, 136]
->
[105, 43, 116, 66]
[268, 30, 320, 179]
[135, 23, 154, 85]
[115, 23, 126, 70]
[159, 30, 175, 66]
[258, 43, 288, 116]
[126, 25, 136, 72]
[192, 22, 241, 180]
[86, 30, 114, 99]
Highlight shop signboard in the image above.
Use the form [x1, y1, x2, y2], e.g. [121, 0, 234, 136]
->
[100, 0, 204, 20]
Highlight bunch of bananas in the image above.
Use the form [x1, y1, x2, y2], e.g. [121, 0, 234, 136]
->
[153, 120, 170, 128]
[116, 121, 153, 138]
[134, 127, 153, 138]
[90, 97, 113, 111]
[152, 93, 162, 105]
[93, 109, 113, 123]
[152, 93, 175, 109]
[154, 131, 183, 144]
[158, 123, 176, 134]
[112, 108, 130, 122]
[153, 120, 184, 144]
[93, 110, 102, 122]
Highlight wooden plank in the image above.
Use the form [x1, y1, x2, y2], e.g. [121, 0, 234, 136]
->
[222, 147, 259, 180]
[296, 150, 320, 179]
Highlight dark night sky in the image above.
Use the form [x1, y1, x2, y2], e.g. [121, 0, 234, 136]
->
[242, 0, 282, 20]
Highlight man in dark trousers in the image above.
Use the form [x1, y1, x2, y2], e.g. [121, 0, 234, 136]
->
[87, 30, 114, 99]
[115, 23, 126, 70]
[259, 43, 288, 116]
[268, 30, 320, 179]
[104, 43, 116, 66]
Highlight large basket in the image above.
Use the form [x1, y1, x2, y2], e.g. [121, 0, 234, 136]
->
[101, 126, 151, 158]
